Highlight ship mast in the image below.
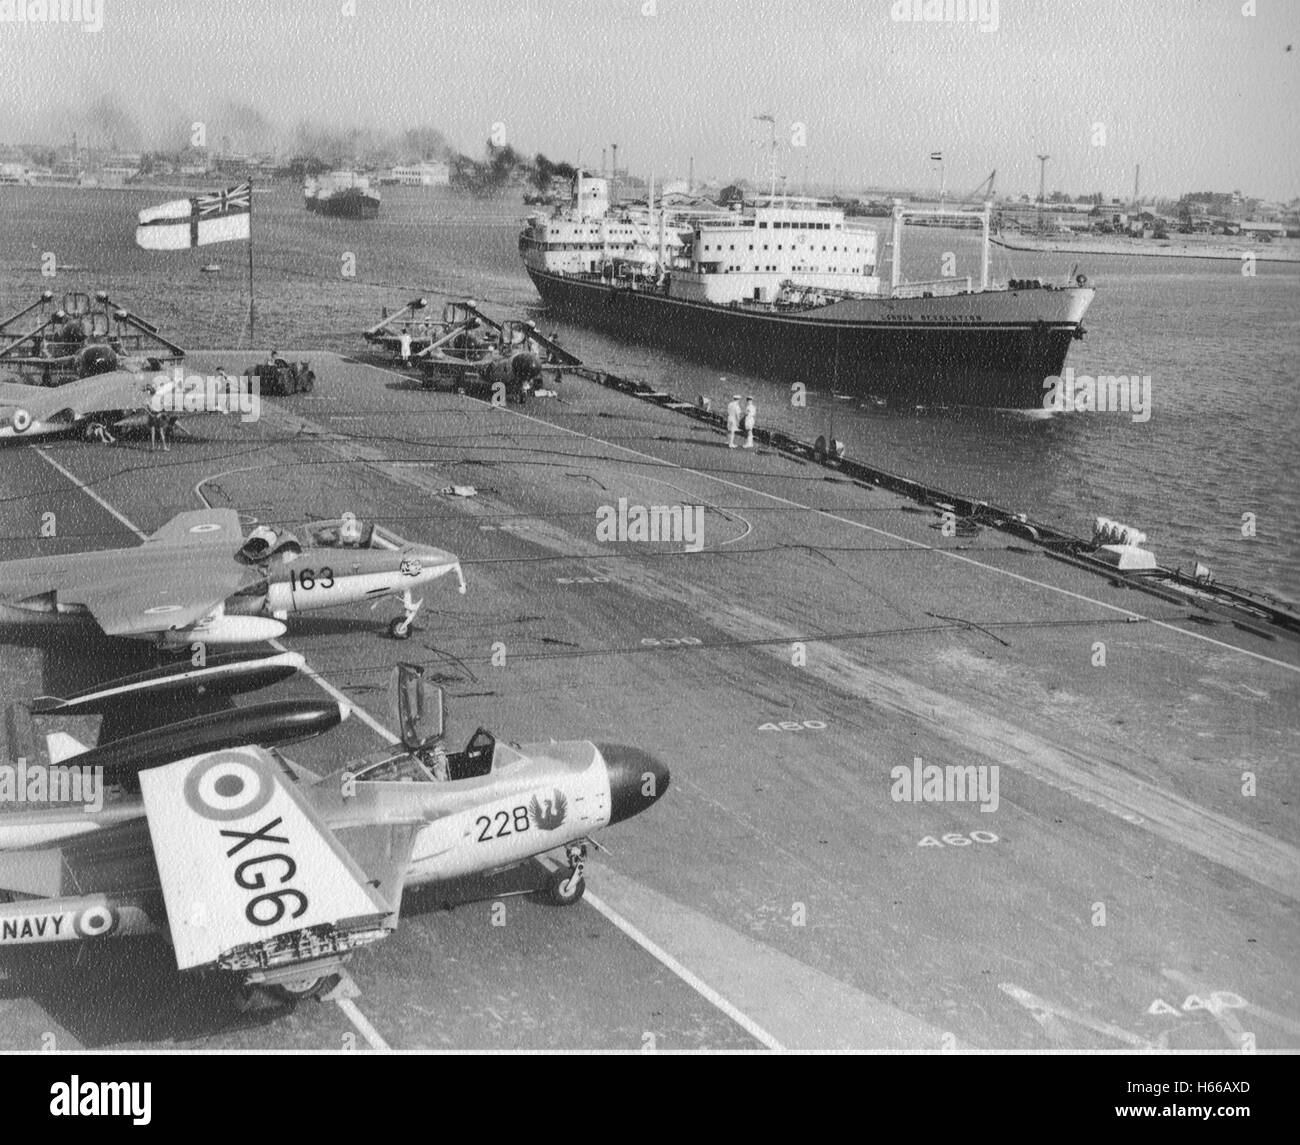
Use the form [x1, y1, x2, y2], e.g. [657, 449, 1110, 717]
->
[754, 114, 777, 201]
[1036, 153, 1049, 234]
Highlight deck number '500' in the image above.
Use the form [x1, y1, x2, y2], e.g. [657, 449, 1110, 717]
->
[475, 806, 531, 842]
[289, 567, 334, 591]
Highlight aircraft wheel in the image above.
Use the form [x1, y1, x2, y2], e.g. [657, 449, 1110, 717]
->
[544, 867, 586, 907]
[388, 616, 413, 640]
[266, 972, 340, 1003]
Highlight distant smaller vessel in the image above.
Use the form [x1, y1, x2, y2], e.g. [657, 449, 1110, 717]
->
[200, 263, 221, 273]
[304, 170, 381, 219]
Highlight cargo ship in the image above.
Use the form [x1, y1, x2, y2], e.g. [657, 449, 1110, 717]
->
[304, 170, 381, 219]
[520, 174, 1095, 408]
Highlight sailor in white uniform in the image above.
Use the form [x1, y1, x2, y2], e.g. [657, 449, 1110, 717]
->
[726, 394, 743, 448]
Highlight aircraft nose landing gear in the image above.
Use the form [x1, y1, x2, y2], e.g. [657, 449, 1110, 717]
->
[543, 843, 588, 906]
[387, 589, 424, 640]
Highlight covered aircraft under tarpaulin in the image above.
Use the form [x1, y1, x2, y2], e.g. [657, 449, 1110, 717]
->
[0, 289, 185, 384]
[366, 298, 580, 403]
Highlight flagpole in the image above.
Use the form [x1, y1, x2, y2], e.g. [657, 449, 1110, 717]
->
[247, 177, 256, 344]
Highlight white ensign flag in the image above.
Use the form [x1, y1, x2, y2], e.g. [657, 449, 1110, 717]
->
[135, 182, 252, 250]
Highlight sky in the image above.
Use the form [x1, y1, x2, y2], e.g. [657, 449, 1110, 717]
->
[0, 0, 1297, 201]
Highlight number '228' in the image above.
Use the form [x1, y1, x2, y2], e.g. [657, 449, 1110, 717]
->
[475, 806, 531, 842]
[289, 566, 334, 591]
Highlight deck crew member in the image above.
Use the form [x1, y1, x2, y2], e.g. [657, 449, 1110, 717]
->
[726, 394, 743, 448]
[743, 396, 757, 449]
[148, 407, 169, 452]
[399, 329, 412, 362]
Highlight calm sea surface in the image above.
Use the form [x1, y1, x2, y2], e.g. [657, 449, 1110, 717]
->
[2, 184, 1296, 597]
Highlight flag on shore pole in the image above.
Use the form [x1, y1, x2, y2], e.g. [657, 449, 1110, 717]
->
[135, 181, 252, 249]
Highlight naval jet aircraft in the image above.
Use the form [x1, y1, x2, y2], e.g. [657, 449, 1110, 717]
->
[0, 368, 237, 443]
[0, 666, 670, 1003]
[0, 508, 465, 646]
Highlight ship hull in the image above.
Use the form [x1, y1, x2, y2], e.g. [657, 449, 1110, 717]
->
[308, 189, 380, 220]
[526, 267, 1094, 409]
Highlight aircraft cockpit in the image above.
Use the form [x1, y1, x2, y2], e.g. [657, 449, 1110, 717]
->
[304, 516, 377, 549]
[351, 749, 438, 784]
[236, 525, 304, 566]
[350, 729, 520, 785]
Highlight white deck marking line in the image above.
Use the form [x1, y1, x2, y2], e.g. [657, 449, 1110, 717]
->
[336, 997, 391, 1051]
[266, 637, 398, 744]
[403, 373, 1298, 676]
[536, 857, 783, 1050]
[999, 982, 1156, 1049]
[30, 448, 395, 1049]
[35, 448, 147, 540]
[581, 889, 784, 1051]
[31, 446, 779, 1051]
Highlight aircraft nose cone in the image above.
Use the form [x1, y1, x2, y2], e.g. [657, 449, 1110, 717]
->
[412, 546, 459, 573]
[596, 743, 670, 825]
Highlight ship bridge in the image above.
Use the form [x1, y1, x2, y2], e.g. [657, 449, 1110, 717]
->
[673, 199, 880, 305]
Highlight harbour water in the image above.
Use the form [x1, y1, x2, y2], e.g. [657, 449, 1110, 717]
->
[2, 184, 1296, 598]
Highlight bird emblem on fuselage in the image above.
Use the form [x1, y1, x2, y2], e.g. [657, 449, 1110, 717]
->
[529, 789, 567, 831]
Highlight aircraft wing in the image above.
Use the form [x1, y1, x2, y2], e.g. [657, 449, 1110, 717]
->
[332, 822, 426, 920]
[0, 371, 151, 432]
[0, 380, 45, 405]
[141, 508, 244, 547]
[140, 746, 396, 971]
[85, 510, 251, 636]
[0, 508, 259, 638]
[64, 370, 155, 416]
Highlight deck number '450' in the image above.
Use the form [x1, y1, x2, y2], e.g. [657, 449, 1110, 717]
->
[475, 806, 531, 843]
[288, 567, 335, 591]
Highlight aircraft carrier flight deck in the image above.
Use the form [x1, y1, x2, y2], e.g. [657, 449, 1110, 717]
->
[1, 353, 1296, 1052]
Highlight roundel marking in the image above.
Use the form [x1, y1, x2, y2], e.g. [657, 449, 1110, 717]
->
[183, 751, 274, 821]
[189, 523, 223, 534]
[400, 558, 423, 577]
[74, 904, 120, 938]
[12, 408, 31, 433]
